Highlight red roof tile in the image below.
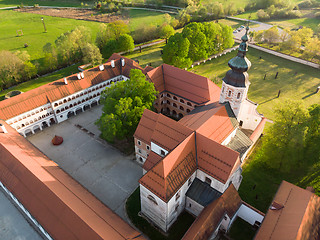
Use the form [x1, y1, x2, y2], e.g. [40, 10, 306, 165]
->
[182, 184, 242, 240]
[139, 133, 197, 202]
[0, 54, 144, 121]
[134, 109, 159, 144]
[147, 64, 215, 104]
[0, 120, 145, 240]
[143, 151, 163, 171]
[196, 133, 240, 184]
[150, 114, 193, 152]
[255, 181, 320, 240]
[180, 102, 237, 144]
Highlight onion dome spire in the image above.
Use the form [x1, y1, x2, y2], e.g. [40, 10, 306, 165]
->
[223, 23, 251, 87]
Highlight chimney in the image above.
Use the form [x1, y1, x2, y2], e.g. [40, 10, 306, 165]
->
[0, 124, 8, 134]
[64, 77, 68, 85]
[77, 73, 81, 80]
[111, 60, 115, 68]
[80, 72, 84, 79]
[121, 58, 125, 67]
[99, 64, 104, 71]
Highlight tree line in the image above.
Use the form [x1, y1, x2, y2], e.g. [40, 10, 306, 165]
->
[162, 22, 234, 68]
[253, 26, 320, 64]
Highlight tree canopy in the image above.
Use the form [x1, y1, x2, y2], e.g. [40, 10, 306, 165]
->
[162, 22, 234, 68]
[258, 100, 320, 171]
[96, 69, 157, 142]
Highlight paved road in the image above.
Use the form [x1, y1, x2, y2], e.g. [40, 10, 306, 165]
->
[0, 190, 42, 240]
[27, 105, 143, 222]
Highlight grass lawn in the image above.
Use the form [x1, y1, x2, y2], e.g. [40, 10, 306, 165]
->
[233, 10, 258, 21]
[0, 0, 83, 8]
[124, 42, 165, 68]
[266, 17, 320, 31]
[228, 217, 257, 240]
[128, 9, 173, 32]
[0, 64, 80, 101]
[0, 9, 102, 62]
[126, 188, 195, 240]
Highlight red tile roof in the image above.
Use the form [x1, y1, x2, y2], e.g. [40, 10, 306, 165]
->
[134, 109, 159, 144]
[0, 120, 145, 240]
[255, 181, 320, 240]
[139, 133, 197, 202]
[143, 151, 163, 172]
[0, 54, 144, 121]
[182, 184, 242, 240]
[179, 102, 238, 144]
[147, 64, 219, 104]
[150, 114, 193, 152]
[196, 133, 240, 184]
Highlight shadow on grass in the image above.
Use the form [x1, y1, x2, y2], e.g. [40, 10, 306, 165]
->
[126, 188, 195, 240]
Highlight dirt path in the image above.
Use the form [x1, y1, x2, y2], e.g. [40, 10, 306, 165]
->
[15, 7, 128, 23]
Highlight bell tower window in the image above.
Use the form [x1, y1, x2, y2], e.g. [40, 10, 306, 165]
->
[228, 90, 232, 97]
[237, 92, 241, 99]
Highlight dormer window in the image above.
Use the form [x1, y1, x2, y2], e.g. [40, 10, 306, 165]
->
[205, 177, 212, 185]
[160, 150, 165, 156]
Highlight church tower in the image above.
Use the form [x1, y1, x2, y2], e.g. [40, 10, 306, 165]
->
[219, 26, 251, 118]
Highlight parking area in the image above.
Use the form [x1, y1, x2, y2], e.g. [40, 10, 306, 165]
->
[27, 105, 142, 221]
[0, 190, 42, 240]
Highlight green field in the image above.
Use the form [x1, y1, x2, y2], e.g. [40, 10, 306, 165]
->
[128, 9, 173, 31]
[0, 9, 102, 61]
[0, 0, 83, 8]
[267, 17, 320, 31]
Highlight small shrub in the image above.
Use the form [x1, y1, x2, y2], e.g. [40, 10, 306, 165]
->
[33, 3, 39, 8]
[24, 43, 28, 48]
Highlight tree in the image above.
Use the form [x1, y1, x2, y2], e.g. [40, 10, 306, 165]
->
[81, 43, 103, 65]
[262, 100, 309, 171]
[263, 26, 280, 43]
[296, 27, 314, 46]
[160, 24, 175, 43]
[219, 24, 234, 50]
[96, 69, 157, 142]
[162, 33, 192, 68]
[203, 22, 222, 55]
[302, 37, 320, 61]
[117, 34, 134, 52]
[182, 22, 207, 61]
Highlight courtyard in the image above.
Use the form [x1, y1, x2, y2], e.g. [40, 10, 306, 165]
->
[27, 105, 143, 221]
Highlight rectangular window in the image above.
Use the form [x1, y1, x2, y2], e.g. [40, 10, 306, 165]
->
[137, 140, 141, 146]
[205, 177, 212, 185]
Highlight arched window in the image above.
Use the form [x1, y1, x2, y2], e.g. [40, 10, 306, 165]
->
[147, 195, 158, 205]
[228, 90, 232, 97]
[222, 87, 224, 92]
[63, 99, 67, 103]
[173, 96, 177, 100]
[186, 109, 190, 113]
[167, 93, 171, 98]
[187, 102, 192, 106]
[180, 106, 184, 111]
[173, 103, 177, 108]
[167, 100, 170, 105]
[68, 98, 71, 101]
[237, 92, 241, 99]
[180, 99, 185, 103]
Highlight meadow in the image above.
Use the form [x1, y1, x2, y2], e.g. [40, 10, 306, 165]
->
[0, 0, 82, 8]
[0, 9, 102, 61]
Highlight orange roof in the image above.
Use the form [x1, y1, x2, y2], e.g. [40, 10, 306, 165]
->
[196, 133, 240, 184]
[180, 102, 238, 144]
[143, 151, 163, 171]
[150, 114, 193, 152]
[134, 109, 159, 144]
[0, 120, 145, 240]
[182, 184, 242, 240]
[255, 181, 320, 240]
[147, 64, 217, 104]
[0, 54, 144, 120]
[139, 133, 197, 202]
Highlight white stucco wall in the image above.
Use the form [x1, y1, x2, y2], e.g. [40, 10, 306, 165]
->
[221, 128, 237, 146]
[151, 142, 168, 157]
[185, 197, 204, 217]
[196, 170, 226, 193]
[237, 99, 262, 131]
[236, 204, 264, 225]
